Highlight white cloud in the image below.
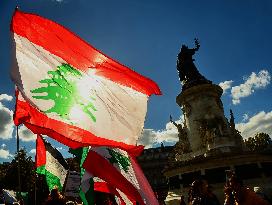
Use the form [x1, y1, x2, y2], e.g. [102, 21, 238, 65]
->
[137, 129, 157, 148]
[242, 113, 249, 122]
[0, 149, 13, 159]
[231, 70, 271, 104]
[0, 94, 13, 102]
[236, 111, 272, 139]
[137, 118, 183, 148]
[30, 149, 36, 154]
[0, 96, 14, 140]
[18, 125, 36, 142]
[219, 80, 233, 94]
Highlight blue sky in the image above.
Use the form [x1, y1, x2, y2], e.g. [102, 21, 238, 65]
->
[0, 0, 271, 162]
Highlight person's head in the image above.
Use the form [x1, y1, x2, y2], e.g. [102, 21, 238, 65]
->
[200, 180, 209, 194]
[180, 45, 188, 52]
[190, 180, 202, 196]
[50, 187, 60, 199]
[227, 175, 244, 201]
[228, 175, 242, 189]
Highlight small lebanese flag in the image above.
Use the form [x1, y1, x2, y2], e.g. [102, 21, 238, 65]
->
[11, 9, 161, 155]
[83, 147, 159, 205]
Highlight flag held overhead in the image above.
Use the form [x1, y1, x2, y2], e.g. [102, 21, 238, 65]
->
[11, 10, 161, 96]
[11, 10, 161, 155]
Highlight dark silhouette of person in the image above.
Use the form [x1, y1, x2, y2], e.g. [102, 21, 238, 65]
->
[224, 174, 271, 205]
[44, 187, 65, 205]
[188, 180, 220, 205]
[180, 194, 186, 205]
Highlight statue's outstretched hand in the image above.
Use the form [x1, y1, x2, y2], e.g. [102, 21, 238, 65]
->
[194, 38, 200, 50]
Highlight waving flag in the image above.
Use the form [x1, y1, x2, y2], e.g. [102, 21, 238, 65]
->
[11, 9, 161, 155]
[36, 134, 68, 191]
[83, 147, 159, 205]
[71, 147, 133, 205]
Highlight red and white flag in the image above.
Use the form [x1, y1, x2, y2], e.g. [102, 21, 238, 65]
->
[11, 9, 161, 155]
[83, 147, 159, 205]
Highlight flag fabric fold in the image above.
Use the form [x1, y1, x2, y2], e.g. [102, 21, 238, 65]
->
[94, 177, 136, 205]
[70, 147, 94, 205]
[92, 177, 133, 205]
[71, 147, 130, 205]
[11, 9, 161, 156]
[36, 134, 68, 191]
[83, 147, 159, 205]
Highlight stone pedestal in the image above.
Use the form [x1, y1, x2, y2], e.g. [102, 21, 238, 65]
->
[176, 83, 237, 156]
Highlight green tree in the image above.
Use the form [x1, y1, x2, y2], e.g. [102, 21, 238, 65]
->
[244, 132, 272, 151]
[2, 148, 49, 205]
[3, 148, 35, 192]
[0, 163, 9, 189]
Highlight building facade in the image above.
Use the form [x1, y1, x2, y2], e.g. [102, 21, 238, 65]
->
[137, 144, 173, 204]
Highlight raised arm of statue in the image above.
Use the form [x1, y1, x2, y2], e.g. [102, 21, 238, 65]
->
[170, 115, 179, 129]
[194, 38, 200, 51]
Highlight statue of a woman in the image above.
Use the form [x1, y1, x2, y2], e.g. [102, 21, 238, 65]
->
[177, 39, 211, 89]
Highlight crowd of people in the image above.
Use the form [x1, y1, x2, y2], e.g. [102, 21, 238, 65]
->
[42, 188, 117, 205]
[179, 172, 271, 205]
[1, 173, 272, 205]
[0, 187, 115, 205]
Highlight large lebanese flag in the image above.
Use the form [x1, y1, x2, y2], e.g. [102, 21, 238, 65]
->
[11, 9, 161, 155]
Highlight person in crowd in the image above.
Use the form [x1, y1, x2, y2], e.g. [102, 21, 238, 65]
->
[18, 199, 24, 205]
[201, 180, 220, 205]
[0, 189, 4, 204]
[188, 180, 203, 205]
[224, 174, 271, 205]
[188, 179, 220, 205]
[180, 194, 186, 205]
[44, 187, 66, 205]
[254, 187, 271, 204]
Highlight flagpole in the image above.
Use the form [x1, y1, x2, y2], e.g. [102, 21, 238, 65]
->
[16, 126, 21, 196]
[34, 173, 37, 205]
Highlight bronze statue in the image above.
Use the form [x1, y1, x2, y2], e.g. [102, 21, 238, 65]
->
[229, 109, 235, 130]
[170, 115, 192, 153]
[177, 39, 211, 89]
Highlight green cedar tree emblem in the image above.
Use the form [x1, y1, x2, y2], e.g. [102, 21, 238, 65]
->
[107, 148, 130, 172]
[31, 64, 97, 122]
